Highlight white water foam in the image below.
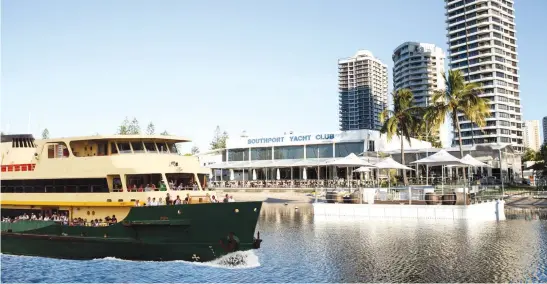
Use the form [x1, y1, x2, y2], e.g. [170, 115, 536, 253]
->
[90, 250, 261, 269]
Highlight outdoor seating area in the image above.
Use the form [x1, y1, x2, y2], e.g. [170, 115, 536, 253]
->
[207, 146, 518, 195]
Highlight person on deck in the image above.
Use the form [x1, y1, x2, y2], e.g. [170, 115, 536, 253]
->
[174, 195, 182, 205]
[223, 194, 229, 203]
[159, 181, 167, 191]
[228, 195, 235, 202]
[184, 194, 192, 204]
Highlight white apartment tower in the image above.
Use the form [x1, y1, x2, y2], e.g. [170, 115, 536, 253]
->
[445, 0, 523, 152]
[392, 42, 446, 107]
[392, 42, 448, 146]
[523, 120, 541, 151]
[338, 50, 388, 131]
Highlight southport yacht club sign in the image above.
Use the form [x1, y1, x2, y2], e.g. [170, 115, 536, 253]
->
[247, 134, 336, 145]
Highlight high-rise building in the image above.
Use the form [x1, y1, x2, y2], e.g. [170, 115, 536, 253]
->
[523, 120, 541, 151]
[543, 117, 547, 144]
[338, 50, 388, 131]
[392, 42, 447, 146]
[445, 0, 523, 152]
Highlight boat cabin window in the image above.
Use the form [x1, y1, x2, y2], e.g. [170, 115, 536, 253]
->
[117, 142, 132, 153]
[131, 141, 145, 153]
[166, 173, 196, 190]
[144, 142, 157, 153]
[167, 143, 178, 154]
[46, 143, 70, 158]
[126, 174, 163, 191]
[1, 178, 109, 193]
[110, 143, 118, 154]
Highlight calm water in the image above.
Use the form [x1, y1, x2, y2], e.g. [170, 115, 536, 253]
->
[2, 204, 546, 283]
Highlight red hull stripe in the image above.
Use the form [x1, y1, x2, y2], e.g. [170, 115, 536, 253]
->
[0, 164, 36, 172]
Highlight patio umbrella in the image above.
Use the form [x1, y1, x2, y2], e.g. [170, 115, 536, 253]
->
[276, 168, 281, 180]
[229, 169, 235, 181]
[410, 150, 472, 194]
[252, 169, 257, 180]
[373, 157, 414, 194]
[303, 168, 307, 180]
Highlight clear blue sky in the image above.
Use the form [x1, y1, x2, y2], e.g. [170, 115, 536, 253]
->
[2, 0, 546, 152]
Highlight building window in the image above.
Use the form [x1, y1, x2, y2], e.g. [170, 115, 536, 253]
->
[251, 148, 272, 161]
[227, 148, 248, 161]
[306, 144, 334, 158]
[274, 146, 304, 160]
[335, 142, 364, 157]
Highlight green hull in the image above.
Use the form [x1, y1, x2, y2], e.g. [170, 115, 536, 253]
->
[1, 201, 263, 262]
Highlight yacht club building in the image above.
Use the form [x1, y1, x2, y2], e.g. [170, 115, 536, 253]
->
[206, 129, 432, 181]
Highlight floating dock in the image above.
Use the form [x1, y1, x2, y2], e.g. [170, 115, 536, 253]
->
[313, 200, 506, 221]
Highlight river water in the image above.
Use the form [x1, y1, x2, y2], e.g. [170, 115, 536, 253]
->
[2, 204, 546, 283]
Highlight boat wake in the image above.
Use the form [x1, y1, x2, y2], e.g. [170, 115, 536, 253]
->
[2, 251, 260, 269]
[202, 250, 260, 269]
[91, 250, 260, 269]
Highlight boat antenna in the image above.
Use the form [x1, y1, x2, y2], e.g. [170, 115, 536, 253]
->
[27, 112, 32, 134]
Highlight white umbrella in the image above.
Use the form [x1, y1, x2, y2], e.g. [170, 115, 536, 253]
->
[461, 154, 491, 168]
[326, 153, 375, 167]
[354, 166, 373, 172]
[276, 168, 280, 180]
[303, 167, 307, 180]
[252, 169, 257, 180]
[373, 157, 414, 196]
[374, 157, 413, 170]
[229, 169, 235, 181]
[410, 150, 472, 194]
[410, 149, 469, 166]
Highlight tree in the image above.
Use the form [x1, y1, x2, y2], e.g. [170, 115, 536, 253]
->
[146, 122, 155, 135]
[380, 89, 421, 185]
[128, 117, 141, 135]
[425, 70, 490, 180]
[409, 107, 442, 148]
[117, 117, 131, 134]
[210, 126, 229, 150]
[191, 145, 200, 155]
[522, 148, 540, 163]
[42, 128, 50, 139]
[160, 130, 169, 136]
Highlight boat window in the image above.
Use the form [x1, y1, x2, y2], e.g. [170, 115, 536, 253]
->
[167, 142, 178, 154]
[131, 141, 145, 153]
[97, 142, 108, 156]
[46, 142, 70, 158]
[166, 173, 196, 190]
[158, 142, 168, 153]
[126, 174, 163, 192]
[110, 143, 118, 154]
[117, 142, 132, 153]
[144, 142, 157, 153]
[2, 178, 109, 193]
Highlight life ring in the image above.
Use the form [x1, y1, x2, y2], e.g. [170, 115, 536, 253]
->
[219, 232, 240, 252]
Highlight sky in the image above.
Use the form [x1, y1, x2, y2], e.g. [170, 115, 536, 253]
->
[2, 0, 546, 153]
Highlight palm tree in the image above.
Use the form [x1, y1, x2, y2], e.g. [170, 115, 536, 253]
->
[380, 89, 421, 185]
[425, 70, 491, 180]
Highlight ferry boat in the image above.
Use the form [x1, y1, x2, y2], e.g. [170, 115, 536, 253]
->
[0, 134, 262, 262]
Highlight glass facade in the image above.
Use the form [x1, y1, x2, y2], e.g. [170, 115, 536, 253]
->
[335, 142, 364, 157]
[251, 147, 272, 160]
[306, 144, 334, 158]
[274, 146, 304, 160]
[227, 148, 248, 161]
